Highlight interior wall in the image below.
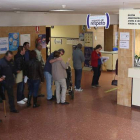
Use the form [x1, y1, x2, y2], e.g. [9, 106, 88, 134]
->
[0, 26, 46, 60]
[104, 25, 118, 51]
[117, 29, 134, 107]
[87, 27, 104, 50]
[104, 25, 113, 51]
[51, 25, 80, 67]
[51, 25, 79, 38]
[135, 29, 140, 56]
[113, 25, 119, 47]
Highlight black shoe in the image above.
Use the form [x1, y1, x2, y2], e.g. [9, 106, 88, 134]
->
[38, 94, 45, 97]
[52, 95, 56, 99]
[47, 98, 54, 101]
[33, 97, 40, 108]
[27, 94, 32, 107]
[61, 102, 69, 105]
[0, 120, 2, 123]
[10, 110, 19, 113]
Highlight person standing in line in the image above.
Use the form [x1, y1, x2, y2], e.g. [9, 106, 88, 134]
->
[0, 51, 18, 113]
[52, 51, 70, 105]
[14, 46, 27, 105]
[35, 43, 45, 97]
[73, 43, 85, 92]
[35, 43, 45, 67]
[0, 76, 6, 122]
[91, 45, 102, 88]
[44, 49, 65, 101]
[23, 42, 30, 62]
[26, 50, 44, 108]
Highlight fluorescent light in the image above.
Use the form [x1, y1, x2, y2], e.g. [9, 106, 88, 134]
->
[13, 8, 20, 10]
[50, 9, 74, 12]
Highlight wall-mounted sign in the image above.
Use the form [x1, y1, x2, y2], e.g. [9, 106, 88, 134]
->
[20, 34, 30, 46]
[87, 13, 110, 29]
[9, 33, 19, 51]
[36, 26, 40, 33]
[84, 32, 93, 47]
[120, 32, 130, 41]
[38, 34, 46, 48]
[120, 41, 129, 49]
[119, 10, 140, 29]
[0, 37, 9, 54]
[54, 38, 62, 44]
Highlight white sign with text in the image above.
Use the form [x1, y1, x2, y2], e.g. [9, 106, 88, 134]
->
[120, 10, 140, 29]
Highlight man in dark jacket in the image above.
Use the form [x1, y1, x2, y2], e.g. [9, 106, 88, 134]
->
[73, 44, 85, 92]
[0, 51, 18, 113]
[14, 46, 27, 105]
[0, 77, 5, 122]
[23, 42, 30, 61]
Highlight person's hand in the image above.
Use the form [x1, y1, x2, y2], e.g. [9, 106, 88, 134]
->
[0, 78, 4, 82]
[17, 71, 21, 73]
[67, 57, 71, 62]
[57, 57, 62, 61]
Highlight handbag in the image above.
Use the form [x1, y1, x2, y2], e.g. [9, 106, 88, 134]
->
[101, 62, 107, 71]
[111, 75, 117, 86]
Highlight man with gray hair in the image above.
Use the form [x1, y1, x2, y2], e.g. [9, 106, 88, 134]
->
[73, 43, 85, 92]
[35, 43, 45, 67]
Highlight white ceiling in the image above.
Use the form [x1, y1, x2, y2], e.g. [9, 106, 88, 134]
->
[0, 0, 140, 14]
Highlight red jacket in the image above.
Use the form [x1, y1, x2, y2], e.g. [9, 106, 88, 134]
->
[91, 50, 101, 67]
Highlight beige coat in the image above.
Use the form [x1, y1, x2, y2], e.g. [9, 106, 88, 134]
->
[52, 60, 69, 81]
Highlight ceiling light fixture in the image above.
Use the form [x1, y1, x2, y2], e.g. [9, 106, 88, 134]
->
[50, 4, 73, 12]
[50, 9, 74, 12]
[13, 8, 20, 10]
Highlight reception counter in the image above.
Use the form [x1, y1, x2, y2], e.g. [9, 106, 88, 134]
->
[128, 67, 140, 107]
[101, 51, 118, 70]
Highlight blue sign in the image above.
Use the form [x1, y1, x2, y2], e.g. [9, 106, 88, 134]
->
[87, 13, 110, 29]
[9, 33, 19, 51]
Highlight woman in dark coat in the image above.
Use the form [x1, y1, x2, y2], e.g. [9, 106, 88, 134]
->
[26, 50, 44, 108]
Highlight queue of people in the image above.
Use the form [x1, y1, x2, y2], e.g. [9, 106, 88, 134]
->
[0, 42, 103, 120]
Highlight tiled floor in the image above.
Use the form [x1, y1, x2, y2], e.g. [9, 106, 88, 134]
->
[0, 71, 140, 140]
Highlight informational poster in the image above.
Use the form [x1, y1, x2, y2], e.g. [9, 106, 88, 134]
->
[84, 47, 93, 67]
[38, 34, 46, 48]
[20, 34, 30, 46]
[120, 41, 129, 49]
[54, 38, 62, 44]
[119, 10, 140, 29]
[72, 39, 79, 45]
[120, 32, 130, 41]
[67, 39, 72, 45]
[0, 37, 9, 54]
[79, 33, 85, 46]
[84, 32, 93, 47]
[9, 33, 19, 51]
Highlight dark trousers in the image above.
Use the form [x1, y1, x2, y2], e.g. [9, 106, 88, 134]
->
[75, 69, 82, 89]
[17, 81, 25, 101]
[5, 85, 15, 111]
[92, 65, 101, 86]
[28, 79, 41, 97]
